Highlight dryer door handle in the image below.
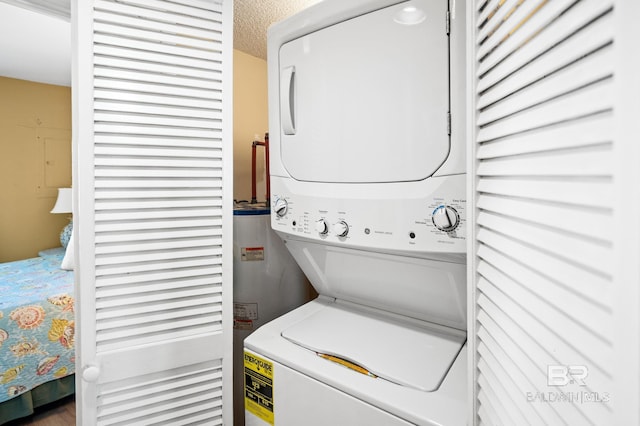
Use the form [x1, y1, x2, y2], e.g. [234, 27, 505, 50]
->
[281, 66, 296, 135]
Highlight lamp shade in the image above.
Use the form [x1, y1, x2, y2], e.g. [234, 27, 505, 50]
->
[50, 188, 72, 214]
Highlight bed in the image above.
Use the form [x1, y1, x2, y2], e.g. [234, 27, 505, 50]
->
[0, 247, 75, 424]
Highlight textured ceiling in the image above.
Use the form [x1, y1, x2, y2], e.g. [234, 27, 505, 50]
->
[234, 0, 322, 59]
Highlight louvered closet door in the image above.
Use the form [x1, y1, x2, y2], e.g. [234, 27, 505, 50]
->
[468, 1, 623, 425]
[72, 0, 233, 424]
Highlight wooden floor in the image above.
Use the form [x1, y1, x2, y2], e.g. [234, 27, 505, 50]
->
[6, 396, 75, 426]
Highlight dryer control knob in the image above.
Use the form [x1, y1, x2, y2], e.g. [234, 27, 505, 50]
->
[315, 219, 329, 235]
[334, 221, 349, 237]
[432, 205, 460, 232]
[274, 198, 288, 217]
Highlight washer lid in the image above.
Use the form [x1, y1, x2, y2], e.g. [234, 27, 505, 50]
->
[281, 301, 465, 392]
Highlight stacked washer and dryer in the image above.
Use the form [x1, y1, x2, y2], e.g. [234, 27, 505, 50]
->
[244, 0, 467, 425]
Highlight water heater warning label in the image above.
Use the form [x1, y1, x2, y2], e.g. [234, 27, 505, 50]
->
[244, 352, 274, 425]
[241, 247, 265, 261]
[234, 302, 258, 320]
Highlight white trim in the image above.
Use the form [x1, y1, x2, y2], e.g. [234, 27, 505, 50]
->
[0, 0, 70, 20]
[612, 0, 640, 424]
[466, 1, 479, 424]
[221, 0, 234, 423]
[71, 0, 97, 423]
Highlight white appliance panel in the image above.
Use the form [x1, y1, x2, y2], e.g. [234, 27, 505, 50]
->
[246, 356, 413, 426]
[271, 174, 466, 256]
[283, 239, 467, 329]
[244, 298, 467, 426]
[278, 0, 449, 183]
[281, 302, 465, 391]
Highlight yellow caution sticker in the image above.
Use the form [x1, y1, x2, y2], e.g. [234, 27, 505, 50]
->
[244, 351, 274, 425]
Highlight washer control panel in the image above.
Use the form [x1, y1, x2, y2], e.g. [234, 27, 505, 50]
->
[271, 175, 466, 254]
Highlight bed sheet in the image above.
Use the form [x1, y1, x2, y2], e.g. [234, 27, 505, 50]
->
[0, 250, 75, 404]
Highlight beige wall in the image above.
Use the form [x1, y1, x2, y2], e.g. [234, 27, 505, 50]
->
[0, 77, 71, 262]
[233, 49, 269, 203]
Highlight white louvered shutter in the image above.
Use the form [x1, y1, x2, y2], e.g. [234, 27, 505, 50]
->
[469, 0, 639, 425]
[72, 0, 233, 424]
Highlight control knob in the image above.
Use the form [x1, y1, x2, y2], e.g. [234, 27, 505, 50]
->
[334, 221, 349, 237]
[432, 205, 459, 232]
[315, 219, 328, 235]
[274, 198, 288, 217]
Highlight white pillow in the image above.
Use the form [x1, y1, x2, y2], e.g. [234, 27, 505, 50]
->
[61, 228, 74, 270]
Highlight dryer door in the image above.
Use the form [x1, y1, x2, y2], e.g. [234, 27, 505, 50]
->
[278, 0, 449, 183]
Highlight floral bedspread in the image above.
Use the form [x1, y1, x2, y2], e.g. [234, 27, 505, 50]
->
[0, 249, 75, 404]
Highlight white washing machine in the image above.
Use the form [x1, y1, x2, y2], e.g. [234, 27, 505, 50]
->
[244, 0, 467, 424]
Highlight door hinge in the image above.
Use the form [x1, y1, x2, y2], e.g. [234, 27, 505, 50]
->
[446, 10, 450, 35]
[447, 112, 451, 135]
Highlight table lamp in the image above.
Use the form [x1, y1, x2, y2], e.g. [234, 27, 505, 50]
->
[50, 187, 73, 248]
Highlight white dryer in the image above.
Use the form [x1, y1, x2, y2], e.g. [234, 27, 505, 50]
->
[244, 0, 467, 424]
